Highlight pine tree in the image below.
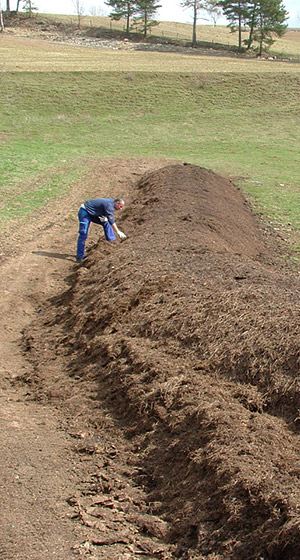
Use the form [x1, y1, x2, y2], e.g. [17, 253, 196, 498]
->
[105, 0, 137, 35]
[133, 0, 161, 37]
[218, 0, 249, 50]
[245, 0, 288, 54]
[219, 0, 288, 53]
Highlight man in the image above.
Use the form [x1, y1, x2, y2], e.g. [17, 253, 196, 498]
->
[76, 197, 127, 262]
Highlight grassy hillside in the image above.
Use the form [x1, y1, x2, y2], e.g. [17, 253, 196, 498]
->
[2, 37, 300, 73]
[9, 12, 300, 58]
[0, 22, 299, 255]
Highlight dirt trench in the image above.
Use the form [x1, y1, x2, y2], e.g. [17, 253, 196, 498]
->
[1, 158, 300, 560]
[0, 157, 175, 560]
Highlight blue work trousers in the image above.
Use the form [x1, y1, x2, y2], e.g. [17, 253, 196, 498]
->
[77, 207, 116, 259]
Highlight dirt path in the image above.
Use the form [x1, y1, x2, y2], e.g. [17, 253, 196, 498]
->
[0, 199, 92, 559]
[0, 157, 172, 560]
[0, 236, 84, 559]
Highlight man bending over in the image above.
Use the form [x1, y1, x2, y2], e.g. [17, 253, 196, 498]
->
[76, 197, 126, 262]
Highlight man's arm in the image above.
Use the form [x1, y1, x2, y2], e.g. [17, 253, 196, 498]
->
[112, 222, 127, 240]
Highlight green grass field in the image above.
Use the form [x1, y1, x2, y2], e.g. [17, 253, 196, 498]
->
[0, 19, 299, 256]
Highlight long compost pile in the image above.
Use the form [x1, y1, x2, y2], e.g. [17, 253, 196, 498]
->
[25, 163, 300, 559]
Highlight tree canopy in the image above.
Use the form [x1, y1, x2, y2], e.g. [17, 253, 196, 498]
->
[3, 0, 289, 54]
[105, 0, 161, 35]
[218, 0, 288, 52]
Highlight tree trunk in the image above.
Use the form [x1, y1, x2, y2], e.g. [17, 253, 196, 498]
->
[238, 12, 242, 49]
[6, 0, 10, 11]
[192, 0, 197, 47]
[0, 11, 4, 31]
[143, 8, 148, 36]
[258, 12, 263, 55]
[247, 6, 257, 49]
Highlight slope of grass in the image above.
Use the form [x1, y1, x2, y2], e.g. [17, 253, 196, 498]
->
[0, 20, 299, 253]
[18, 13, 300, 58]
[1, 35, 300, 73]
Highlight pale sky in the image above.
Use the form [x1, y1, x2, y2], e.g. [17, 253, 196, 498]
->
[9, 0, 300, 28]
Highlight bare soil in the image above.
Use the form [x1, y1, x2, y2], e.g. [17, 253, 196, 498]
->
[1, 158, 300, 560]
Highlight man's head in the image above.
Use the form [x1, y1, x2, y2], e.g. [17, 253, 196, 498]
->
[114, 198, 125, 211]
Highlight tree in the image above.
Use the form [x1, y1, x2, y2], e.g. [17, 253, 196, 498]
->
[218, 0, 249, 50]
[22, 0, 38, 17]
[105, 0, 137, 35]
[243, 0, 257, 49]
[181, 0, 208, 47]
[205, 0, 222, 26]
[133, 0, 161, 37]
[73, 0, 85, 28]
[245, 0, 288, 54]
[219, 0, 287, 52]
[89, 5, 106, 16]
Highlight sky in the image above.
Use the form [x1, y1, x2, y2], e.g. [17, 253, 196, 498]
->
[8, 0, 300, 28]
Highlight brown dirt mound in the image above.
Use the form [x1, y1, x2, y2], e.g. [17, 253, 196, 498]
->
[23, 163, 300, 559]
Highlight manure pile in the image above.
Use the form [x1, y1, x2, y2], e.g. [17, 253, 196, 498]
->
[25, 164, 300, 559]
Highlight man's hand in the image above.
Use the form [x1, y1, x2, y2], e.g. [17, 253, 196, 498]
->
[112, 223, 127, 240]
[118, 230, 127, 240]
